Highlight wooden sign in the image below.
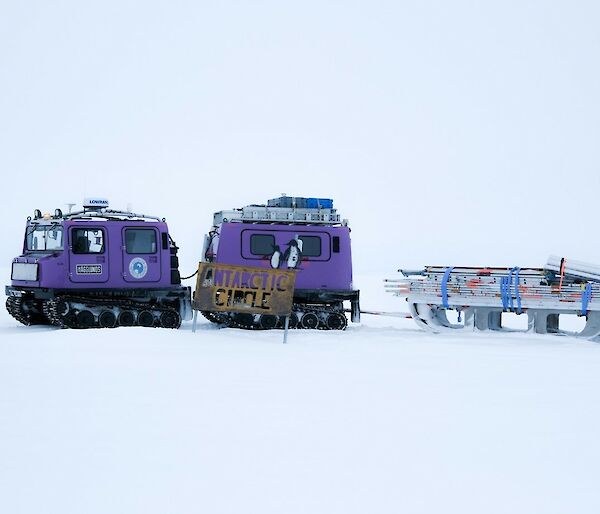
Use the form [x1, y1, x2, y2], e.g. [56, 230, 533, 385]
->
[192, 262, 296, 316]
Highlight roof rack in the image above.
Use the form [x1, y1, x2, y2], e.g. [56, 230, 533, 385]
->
[61, 209, 163, 222]
[213, 205, 342, 226]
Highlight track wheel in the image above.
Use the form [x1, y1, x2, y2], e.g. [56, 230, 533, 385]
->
[77, 310, 95, 328]
[259, 315, 278, 329]
[118, 311, 135, 327]
[326, 312, 348, 330]
[63, 312, 78, 328]
[12, 298, 35, 324]
[301, 312, 319, 329]
[280, 313, 298, 329]
[98, 310, 117, 328]
[138, 310, 155, 327]
[233, 313, 255, 327]
[160, 310, 181, 329]
[55, 299, 70, 317]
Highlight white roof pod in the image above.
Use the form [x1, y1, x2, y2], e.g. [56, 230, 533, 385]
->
[83, 197, 110, 211]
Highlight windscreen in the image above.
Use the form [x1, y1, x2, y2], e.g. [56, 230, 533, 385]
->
[26, 225, 63, 251]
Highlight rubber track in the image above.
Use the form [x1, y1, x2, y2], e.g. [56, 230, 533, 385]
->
[42, 295, 181, 329]
[6, 296, 51, 326]
[201, 303, 348, 331]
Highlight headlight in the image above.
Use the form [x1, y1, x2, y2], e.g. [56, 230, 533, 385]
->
[11, 263, 39, 281]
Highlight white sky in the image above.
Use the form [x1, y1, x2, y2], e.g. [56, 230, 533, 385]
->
[1, 1, 599, 275]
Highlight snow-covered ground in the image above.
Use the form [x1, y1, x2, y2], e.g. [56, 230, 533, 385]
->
[2, 272, 600, 514]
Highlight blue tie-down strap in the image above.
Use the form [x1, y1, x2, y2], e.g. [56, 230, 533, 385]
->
[441, 267, 454, 309]
[507, 268, 515, 312]
[581, 283, 593, 316]
[500, 268, 522, 313]
[513, 267, 522, 314]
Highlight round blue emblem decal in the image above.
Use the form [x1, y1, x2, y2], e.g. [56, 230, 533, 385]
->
[129, 257, 148, 279]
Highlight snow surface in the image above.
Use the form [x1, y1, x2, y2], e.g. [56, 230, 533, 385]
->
[2, 272, 600, 514]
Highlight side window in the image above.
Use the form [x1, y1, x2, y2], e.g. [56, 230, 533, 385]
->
[126, 229, 157, 254]
[250, 234, 275, 255]
[72, 228, 104, 254]
[299, 236, 321, 257]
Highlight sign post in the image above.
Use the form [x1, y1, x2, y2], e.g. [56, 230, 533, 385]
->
[192, 310, 198, 332]
[282, 315, 290, 344]
[191, 263, 296, 343]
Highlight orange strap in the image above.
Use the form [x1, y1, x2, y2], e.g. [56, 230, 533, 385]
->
[558, 258, 566, 292]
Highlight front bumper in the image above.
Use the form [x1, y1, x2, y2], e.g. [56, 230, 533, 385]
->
[5, 286, 54, 299]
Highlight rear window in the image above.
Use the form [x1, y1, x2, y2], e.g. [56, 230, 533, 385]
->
[299, 236, 321, 257]
[125, 229, 157, 254]
[250, 234, 275, 255]
[332, 236, 340, 253]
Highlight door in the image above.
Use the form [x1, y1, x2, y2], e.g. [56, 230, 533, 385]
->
[122, 227, 161, 283]
[69, 226, 109, 283]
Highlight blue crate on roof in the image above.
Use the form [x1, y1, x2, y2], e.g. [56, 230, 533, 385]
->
[307, 198, 333, 209]
[267, 196, 334, 209]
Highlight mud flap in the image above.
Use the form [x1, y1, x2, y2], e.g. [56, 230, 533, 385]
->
[351, 298, 361, 323]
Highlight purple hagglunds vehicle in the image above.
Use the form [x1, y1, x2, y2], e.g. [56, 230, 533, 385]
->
[5, 199, 192, 329]
[201, 195, 360, 330]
